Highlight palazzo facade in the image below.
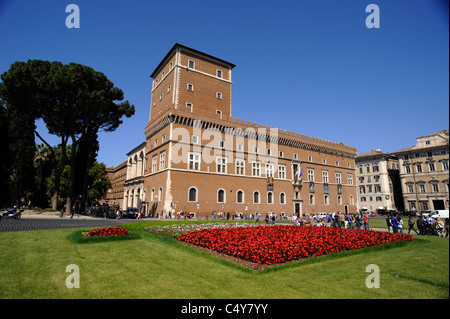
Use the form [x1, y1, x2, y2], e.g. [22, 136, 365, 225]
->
[112, 44, 359, 218]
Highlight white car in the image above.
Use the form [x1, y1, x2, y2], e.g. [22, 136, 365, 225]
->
[433, 210, 449, 219]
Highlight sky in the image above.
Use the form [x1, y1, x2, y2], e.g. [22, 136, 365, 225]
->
[0, 0, 448, 167]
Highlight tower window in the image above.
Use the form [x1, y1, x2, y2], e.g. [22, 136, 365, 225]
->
[188, 60, 195, 69]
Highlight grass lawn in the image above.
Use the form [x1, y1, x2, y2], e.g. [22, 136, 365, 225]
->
[0, 221, 448, 299]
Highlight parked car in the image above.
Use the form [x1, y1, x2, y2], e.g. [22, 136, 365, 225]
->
[123, 207, 139, 219]
[369, 212, 377, 217]
[425, 210, 449, 219]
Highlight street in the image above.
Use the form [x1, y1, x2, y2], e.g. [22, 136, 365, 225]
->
[0, 213, 143, 233]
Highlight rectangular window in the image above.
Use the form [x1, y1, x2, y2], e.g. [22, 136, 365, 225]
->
[322, 170, 328, 183]
[360, 186, 366, 194]
[217, 69, 222, 78]
[416, 164, 422, 173]
[186, 102, 193, 108]
[236, 159, 245, 175]
[347, 173, 353, 185]
[152, 155, 158, 173]
[419, 184, 426, 193]
[159, 151, 166, 170]
[308, 169, 314, 182]
[265, 163, 274, 177]
[278, 165, 286, 179]
[188, 60, 195, 69]
[188, 152, 200, 170]
[408, 185, 414, 193]
[217, 157, 226, 173]
[187, 83, 194, 91]
[405, 165, 411, 174]
[216, 92, 222, 100]
[432, 184, 439, 193]
[192, 135, 199, 144]
[252, 162, 260, 177]
[335, 172, 341, 184]
[442, 161, 449, 171]
[429, 163, 436, 172]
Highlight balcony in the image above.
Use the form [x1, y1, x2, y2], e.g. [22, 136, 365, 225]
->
[292, 179, 303, 187]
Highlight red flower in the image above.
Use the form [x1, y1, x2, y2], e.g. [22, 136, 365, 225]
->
[85, 226, 129, 238]
[178, 225, 413, 265]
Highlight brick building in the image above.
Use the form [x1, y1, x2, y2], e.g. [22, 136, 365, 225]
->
[137, 43, 358, 218]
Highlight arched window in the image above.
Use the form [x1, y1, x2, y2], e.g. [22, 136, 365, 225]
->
[151, 188, 155, 202]
[324, 194, 329, 205]
[309, 194, 314, 205]
[159, 187, 163, 201]
[188, 187, 197, 202]
[253, 191, 260, 204]
[337, 195, 342, 205]
[236, 190, 244, 203]
[280, 192, 286, 204]
[267, 192, 273, 204]
[217, 189, 225, 203]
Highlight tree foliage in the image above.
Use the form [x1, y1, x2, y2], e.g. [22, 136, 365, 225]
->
[0, 60, 134, 209]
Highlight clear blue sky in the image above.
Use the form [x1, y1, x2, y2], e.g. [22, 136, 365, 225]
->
[1, 0, 448, 167]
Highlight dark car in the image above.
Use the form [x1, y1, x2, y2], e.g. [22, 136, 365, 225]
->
[124, 208, 139, 219]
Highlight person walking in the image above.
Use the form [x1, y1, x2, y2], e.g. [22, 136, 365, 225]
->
[397, 216, 404, 234]
[363, 213, 370, 230]
[326, 213, 331, 227]
[386, 214, 392, 233]
[436, 217, 445, 237]
[392, 214, 398, 233]
[407, 216, 419, 235]
[347, 214, 353, 229]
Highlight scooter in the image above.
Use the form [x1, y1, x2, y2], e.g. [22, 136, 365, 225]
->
[0, 207, 22, 220]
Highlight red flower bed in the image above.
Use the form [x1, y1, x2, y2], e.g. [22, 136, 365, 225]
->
[85, 226, 129, 238]
[178, 225, 414, 265]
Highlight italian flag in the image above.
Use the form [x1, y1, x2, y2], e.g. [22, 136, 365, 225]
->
[294, 168, 303, 179]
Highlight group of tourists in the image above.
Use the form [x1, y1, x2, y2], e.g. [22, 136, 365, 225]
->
[291, 212, 370, 230]
[393, 214, 449, 237]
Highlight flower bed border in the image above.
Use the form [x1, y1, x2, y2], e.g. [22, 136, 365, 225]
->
[178, 225, 414, 266]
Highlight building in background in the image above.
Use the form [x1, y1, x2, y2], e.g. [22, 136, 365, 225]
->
[104, 160, 127, 208]
[123, 142, 146, 212]
[392, 130, 449, 212]
[355, 150, 403, 213]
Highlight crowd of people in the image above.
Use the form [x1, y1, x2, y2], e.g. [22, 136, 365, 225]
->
[290, 212, 371, 230]
[391, 213, 449, 237]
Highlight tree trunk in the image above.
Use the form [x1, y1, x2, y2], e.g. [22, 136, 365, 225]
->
[65, 135, 78, 215]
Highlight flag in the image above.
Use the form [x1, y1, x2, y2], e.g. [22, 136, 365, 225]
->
[294, 168, 303, 179]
